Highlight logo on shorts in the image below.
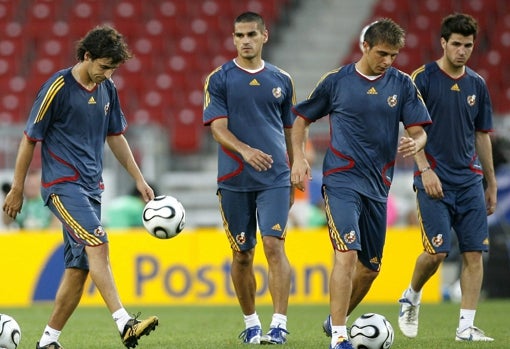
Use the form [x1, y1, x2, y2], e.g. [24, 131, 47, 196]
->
[343, 230, 356, 244]
[369, 256, 380, 265]
[432, 234, 443, 247]
[271, 223, 282, 231]
[94, 226, 106, 237]
[236, 232, 246, 245]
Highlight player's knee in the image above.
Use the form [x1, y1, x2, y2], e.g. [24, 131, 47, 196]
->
[425, 251, 447, 265]
[233, 249, 255, 267]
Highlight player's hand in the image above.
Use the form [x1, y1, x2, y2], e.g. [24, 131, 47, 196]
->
[242, 147, 273, 172]
[485, 183, 497, 216]
[422, 170, 444, 199]
[137, 180, 155, 203]
[291, 158, 312, 192]
[397, 136, 418, 158]
[2, 187, 23, 219]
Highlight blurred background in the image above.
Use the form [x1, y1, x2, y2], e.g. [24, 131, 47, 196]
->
[0, 0, 509, 229]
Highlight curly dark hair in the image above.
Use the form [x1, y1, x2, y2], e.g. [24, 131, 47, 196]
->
[76, 25, 132, 64]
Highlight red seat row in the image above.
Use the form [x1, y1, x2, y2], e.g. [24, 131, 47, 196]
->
[0, 0, 292, 153]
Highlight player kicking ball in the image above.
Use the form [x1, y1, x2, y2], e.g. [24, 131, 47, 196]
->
[3, 26, 158, 348]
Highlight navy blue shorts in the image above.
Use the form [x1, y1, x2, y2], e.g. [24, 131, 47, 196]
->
[48, 193, 108, 270]
[416, 182, 489, 254]
[217, 187, 290, 252]
[323, 186, 387, 272]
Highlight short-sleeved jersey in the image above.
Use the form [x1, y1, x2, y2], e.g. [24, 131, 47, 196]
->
[293, 63, 431, 201]
[203, 60, 296, 191]
[411, 62, 493, 189]
[24, 68, 127, 203]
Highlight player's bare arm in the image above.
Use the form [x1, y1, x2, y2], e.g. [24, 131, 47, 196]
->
[290, 117, 312, 192]
[398, 125, 427, 158]
[210, 118, 273, 172]
[405, 127, 444, 199]
[475, 131, 497, 215]
[2, 135, 37, 219]
[415, 149, 444, 199]
[107, 134, 155, 202]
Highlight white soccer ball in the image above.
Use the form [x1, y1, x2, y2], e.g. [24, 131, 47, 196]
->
[142, 195, 185, 239]
[0, 314, 21, 349]
[349, 313, 394, 349]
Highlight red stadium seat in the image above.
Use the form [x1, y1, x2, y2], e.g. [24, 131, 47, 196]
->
[169, 107, 203, 153]
[67, 1, 106, 39]
[0, 1, 17, 21]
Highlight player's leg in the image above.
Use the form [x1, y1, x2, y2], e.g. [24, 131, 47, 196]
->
[36, 267, 88, 348]
[459, 251, 483, 309]
[349, 261, 378, 315]
[218, 189, 262, 344]
[258, 187, 291, 344]
[453, 184, 492, 341]
[48, 268, 88, 328]
[85, 243, 124, 310]
[399, 188, 452, 338]
[48, 193, 158, 348]
[36, 195, 95, 348]
[348, 197, 386, 315]
[323, 187, 362, 348]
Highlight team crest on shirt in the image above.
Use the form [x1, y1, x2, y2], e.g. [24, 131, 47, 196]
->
[467, 95, 476, 107]
[431, 234, 443, 247]
[272, 87, 282, 98]
[94, 226, 106, 237]
[387, 94, 398, 107]
[236, 232, 246, 245]
[104, 102, 110, 116]
[343, 230, 356, 244]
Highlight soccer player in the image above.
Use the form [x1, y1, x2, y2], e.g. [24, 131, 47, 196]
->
[203, 12, 295, 345]
[291, 19, 431, 349]
[2, 26, 158, 349]
[398, 13, 497, 342]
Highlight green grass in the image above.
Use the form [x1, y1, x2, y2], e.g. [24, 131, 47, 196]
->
[4, 300, 510, 348]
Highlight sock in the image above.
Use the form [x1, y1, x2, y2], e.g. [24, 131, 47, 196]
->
[458, 309, 476, 332]
[112, 308, 132, 333]
[269, 313, 287, 330]
[38, 325, 61, 347]
[406, 285, 422, 305]
[243, 312, 262, 329]
[331, 325, 348, 346]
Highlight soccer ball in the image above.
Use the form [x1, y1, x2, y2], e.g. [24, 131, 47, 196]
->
[142, 195, 185, 239]
[349, 313, 394, 349]
[0, 314, 21, 349]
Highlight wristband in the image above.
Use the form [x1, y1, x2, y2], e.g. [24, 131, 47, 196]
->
[420, 166, 431, 174]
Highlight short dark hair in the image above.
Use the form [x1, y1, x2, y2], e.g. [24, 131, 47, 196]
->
[363, 18, 405, 49]
[234, 12, 266, 31]
[76, 25, 132, 64]
[440, 13, 478, 41]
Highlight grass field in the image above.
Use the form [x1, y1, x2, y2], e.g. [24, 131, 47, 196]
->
[3, 300, 510, 349]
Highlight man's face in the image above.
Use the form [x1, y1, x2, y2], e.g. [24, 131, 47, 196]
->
[442, 33, 474, 68]
[363, 42, 399, 75]
[233, 21, 268, 60]
[85, 54, 119, 83]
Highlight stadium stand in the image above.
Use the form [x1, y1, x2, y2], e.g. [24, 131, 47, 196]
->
[0, 0, 293, 153]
